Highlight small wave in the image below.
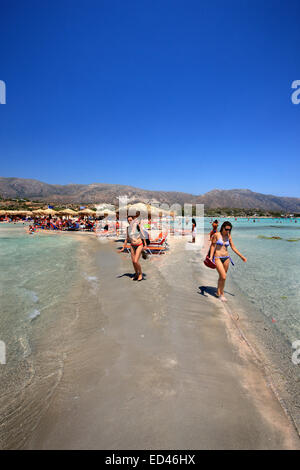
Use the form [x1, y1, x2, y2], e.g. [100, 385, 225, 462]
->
[83, 272, 98, 282]
[23, 288, 39, 303]
[29, 309, 41, 321]
[29, 290, 39, 303]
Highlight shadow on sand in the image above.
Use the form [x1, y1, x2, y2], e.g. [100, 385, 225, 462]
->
[117, 273, 147, 280]
[198, 285, 235, 298]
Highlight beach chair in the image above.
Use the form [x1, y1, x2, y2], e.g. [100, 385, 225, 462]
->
[145, 244, 167, 255]
[144, 231, 168, 255]
[122, 243, 166, 255]
[121, 229, 168, 255]
[148, 231, 168, 245]
[50, 222, 59, 230]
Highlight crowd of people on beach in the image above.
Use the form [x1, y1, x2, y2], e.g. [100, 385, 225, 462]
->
[1, 214, 97, 232]
[29, 216, 96, 232]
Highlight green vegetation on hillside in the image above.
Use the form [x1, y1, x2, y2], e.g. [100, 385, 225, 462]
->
[0, 195, 296, 218]
[202, 207, 283, 218]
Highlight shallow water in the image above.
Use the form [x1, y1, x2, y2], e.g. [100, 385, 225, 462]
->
[0, 223, 84, 448]
[203, 218, 300, 345]
[0, 224, 80, 355]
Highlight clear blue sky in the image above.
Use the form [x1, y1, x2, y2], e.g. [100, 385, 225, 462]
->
[0, 0, 299, 196]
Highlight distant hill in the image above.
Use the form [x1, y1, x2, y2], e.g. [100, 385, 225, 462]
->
[195, 189, 300, 212]
[0, 177, 299, 213]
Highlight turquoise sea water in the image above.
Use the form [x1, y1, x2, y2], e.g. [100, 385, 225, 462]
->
[0, 223, 83, 448]
[204, 218, 300, 345]
[0, 224, 80, 351]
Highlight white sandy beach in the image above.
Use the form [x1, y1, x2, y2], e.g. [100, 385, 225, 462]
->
[13, 233, 298, 450]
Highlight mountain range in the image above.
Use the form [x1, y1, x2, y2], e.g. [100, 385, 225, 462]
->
[0, 177, 299, 213]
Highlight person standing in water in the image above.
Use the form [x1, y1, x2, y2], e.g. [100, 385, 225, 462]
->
[209, 221, 247, 302]
[120, 212, 146, 281]
[192, 218, 196, 243]
[209, 219, 219, 241]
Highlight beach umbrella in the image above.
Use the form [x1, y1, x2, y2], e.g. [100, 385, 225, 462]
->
[5, 210, 19, 216]
[41, 208, 57, 216]
[58, 209, 78, 216]
[116, 203, 147, 218]
[127, 203, 171, 217]
[150, 206, 171, 217]
[95, 204, 116, 217]
[78, 208, 95, 216]
[32, 209, 45, 216]
[97, 209, 116, 217]
[4, 210, 32, 218]
[127, 203, 148, 213]
[16, 210, 33, 216]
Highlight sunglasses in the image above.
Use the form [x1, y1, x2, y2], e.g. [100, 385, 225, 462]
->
[224, 228, 232, 232]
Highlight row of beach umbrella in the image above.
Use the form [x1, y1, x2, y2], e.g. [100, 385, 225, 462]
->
[0, 208, 97, 217]
[0, 203, 174, 218]
[0, 208, 121, 217]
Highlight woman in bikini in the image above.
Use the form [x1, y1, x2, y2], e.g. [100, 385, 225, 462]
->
[209, 221, 247, 301]
[120, 212, 146, 281]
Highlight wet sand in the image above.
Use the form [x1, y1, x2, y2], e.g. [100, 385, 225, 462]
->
[24, 236, 300, 450]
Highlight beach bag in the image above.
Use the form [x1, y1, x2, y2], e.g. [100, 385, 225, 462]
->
[203, 245, 216, 269]
[204, 255, 216, 269]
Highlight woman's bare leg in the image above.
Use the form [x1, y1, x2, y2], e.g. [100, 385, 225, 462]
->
[221, 258, 230, 297]
[215, 259, 227, 297]
[130, 246, 139, 278]
[133, 245, 144, 280]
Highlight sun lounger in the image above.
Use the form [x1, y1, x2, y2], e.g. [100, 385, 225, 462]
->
[122, 235, 168, 255]
[145, 244, 167, 255]
[147, 231, 168, 245]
